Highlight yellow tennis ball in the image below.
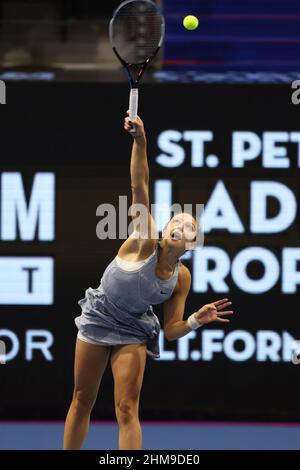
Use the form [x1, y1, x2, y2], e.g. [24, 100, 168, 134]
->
[183, 15, 199, 31]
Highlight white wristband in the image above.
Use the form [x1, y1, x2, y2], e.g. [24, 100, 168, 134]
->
[187, 312, 203, 330]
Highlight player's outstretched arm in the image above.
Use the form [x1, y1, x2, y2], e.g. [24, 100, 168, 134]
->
[124, 113, 158, 241]
[124, 112, 149, 208]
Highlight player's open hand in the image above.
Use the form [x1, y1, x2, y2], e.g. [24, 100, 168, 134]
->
[194, 299, 234, 325]
[124, 111, 145, 139]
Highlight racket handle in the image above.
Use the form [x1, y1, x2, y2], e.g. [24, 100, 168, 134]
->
[129, 88, 138, 121]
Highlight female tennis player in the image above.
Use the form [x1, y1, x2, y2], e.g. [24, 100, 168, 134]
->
[63, 114, 234, 450]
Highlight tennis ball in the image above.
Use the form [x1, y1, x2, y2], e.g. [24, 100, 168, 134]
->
[183, 15, 199, 31]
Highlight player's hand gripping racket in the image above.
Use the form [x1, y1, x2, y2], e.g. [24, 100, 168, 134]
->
[109, 0, 165, 131]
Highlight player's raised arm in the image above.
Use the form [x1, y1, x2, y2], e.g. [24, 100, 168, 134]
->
[124, 113, 158, 241]
[124, 113, 149, 209]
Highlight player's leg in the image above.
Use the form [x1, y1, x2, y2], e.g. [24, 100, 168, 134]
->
[110, 343, 147, 450]
[63, 338, 111, 449]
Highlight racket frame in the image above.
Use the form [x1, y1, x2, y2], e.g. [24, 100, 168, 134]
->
[109, 0, 165, 120]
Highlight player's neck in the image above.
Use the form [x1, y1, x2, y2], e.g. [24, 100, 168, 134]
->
[157, 239, 181, 271]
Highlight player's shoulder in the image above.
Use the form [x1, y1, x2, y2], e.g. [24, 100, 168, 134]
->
[178, 261, 191, 277]
[175, 262, 191, 294]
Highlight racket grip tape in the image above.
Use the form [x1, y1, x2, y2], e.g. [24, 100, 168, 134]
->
[129, 88, 139, 121]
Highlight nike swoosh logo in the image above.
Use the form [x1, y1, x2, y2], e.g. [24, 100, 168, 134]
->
[160, 291, 167, 294]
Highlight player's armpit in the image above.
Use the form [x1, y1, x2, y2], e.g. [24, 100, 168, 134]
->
[130, 210, 159, 241]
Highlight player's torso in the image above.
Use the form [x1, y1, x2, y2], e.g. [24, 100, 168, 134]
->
[100, 248, 179, 312]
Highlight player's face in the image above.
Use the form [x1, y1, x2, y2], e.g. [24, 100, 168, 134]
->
[162, 213, 197, 246]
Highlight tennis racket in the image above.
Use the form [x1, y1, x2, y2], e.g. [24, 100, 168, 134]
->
[109, 0, 165, 123]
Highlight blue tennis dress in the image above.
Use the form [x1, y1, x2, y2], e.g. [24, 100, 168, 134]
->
[75, 243, 180, 359]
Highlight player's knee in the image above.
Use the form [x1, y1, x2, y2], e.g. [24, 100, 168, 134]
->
[115, 397, 138, 425]
[72, 389, 96, 413]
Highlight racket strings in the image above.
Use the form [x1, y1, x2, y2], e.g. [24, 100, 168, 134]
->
[111, 1, 163, 64]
